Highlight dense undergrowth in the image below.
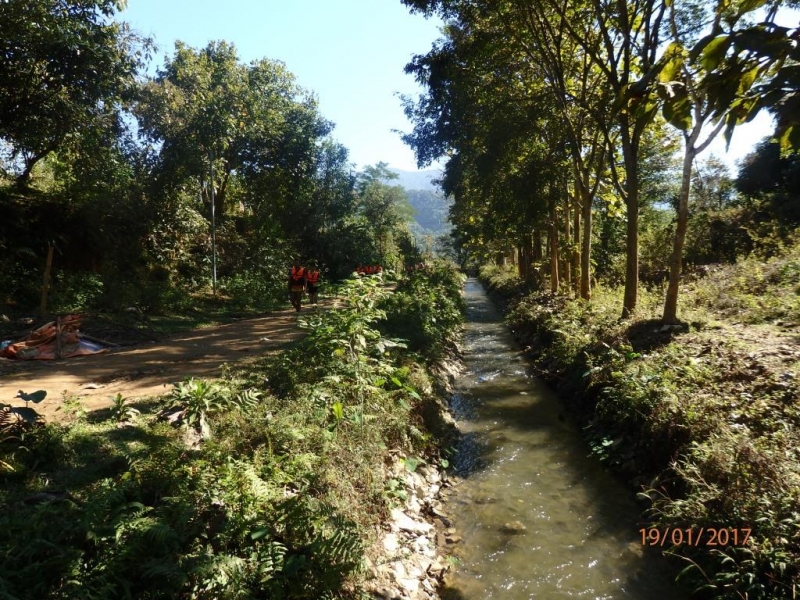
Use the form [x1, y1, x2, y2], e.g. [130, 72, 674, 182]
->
[480, 243, 800, 600]
[0, 263, 464, 599]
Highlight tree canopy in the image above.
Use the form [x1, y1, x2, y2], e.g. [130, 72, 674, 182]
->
[0, 0, 148, 184]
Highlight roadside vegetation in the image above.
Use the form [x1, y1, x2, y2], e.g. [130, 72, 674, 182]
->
[0, 264, 464, 599]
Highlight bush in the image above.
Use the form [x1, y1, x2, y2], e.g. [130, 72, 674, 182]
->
[49, 270, 105, 312]
[381, 262, 465, 360]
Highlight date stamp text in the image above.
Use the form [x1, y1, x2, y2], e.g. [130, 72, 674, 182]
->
[640, 527, 751, 547]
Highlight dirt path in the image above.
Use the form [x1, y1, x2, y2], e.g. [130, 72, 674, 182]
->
[0, 307, 313, 420]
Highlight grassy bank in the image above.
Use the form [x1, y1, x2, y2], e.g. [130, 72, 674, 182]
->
[0, 264, 464, 599]
[479, 244, 800, 599]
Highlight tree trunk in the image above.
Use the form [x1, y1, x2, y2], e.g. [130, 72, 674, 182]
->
[663, 141, 697, 323]
[533, 229, 543, 261]
[550, 206, 559, 294]
[523, 236, 534, 285]
[16, 148, 54, 188]
[39, 243, 55, 317]
[563, 199, 571, 289]
[580, 181, 592, 300]
[572, 191, 581, 294]
[621, 134, 640, 318]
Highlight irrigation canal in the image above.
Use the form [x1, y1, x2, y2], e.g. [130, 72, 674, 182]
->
[441, 279, 686, 599]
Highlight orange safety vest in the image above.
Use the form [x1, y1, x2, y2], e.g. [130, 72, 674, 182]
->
[290, 266, 305, 282]
[306, 270, 320, 284]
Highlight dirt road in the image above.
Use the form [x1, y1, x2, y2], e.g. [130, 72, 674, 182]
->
[0, 308, 309, 420]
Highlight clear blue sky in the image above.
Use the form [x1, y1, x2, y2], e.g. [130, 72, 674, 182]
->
[118, 1, 795, 176]
[119, 0, 443, 172]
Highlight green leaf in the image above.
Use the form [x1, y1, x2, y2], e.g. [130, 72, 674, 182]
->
[700, 36, 731, 72]
[331, 401, 344, 422]
[737, 0, 768, 13]
[663, 94, 692, 131]
[251, 528, 270, 540]
[778, 125, 800, 152]
[405, 387, 421, 400]
[658, 42, 686, 83]
[403, 457, 420, 472]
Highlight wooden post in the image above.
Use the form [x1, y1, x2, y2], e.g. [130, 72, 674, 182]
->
[39, 243, 54, 317]
[56, 315, 62, 359]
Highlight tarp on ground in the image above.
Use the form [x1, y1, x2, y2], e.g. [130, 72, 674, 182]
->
[0, 315, 107, 360]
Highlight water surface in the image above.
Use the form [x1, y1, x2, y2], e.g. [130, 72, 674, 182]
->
[443, 279, 686, 599]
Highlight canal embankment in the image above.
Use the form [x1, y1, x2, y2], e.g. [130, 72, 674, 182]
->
[435, 278, 687, 599]
[478, 259, 800, 599]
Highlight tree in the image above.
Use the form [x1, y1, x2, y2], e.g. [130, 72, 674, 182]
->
[737, 138, 800, 232]
[658, 0, 796, 323]
[404, 0, 669, 314]
[0, 0, 147, 185]
[402, 10, 569, 287]
[357, 162, 415, 263]
[135, 41, 330, 220]
[500, 0, 613, 299]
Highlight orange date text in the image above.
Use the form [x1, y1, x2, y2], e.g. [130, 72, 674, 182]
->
[639, 527, 751, 547]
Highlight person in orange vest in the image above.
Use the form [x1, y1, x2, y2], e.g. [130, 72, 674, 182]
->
[287, 259, 306, 312]
[305, 262, 321, 306]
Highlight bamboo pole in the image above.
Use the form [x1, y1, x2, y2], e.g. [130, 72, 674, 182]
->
[39, 243, 54, 317]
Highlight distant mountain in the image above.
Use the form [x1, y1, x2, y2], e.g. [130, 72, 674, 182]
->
[388, 168, 440, 192]
[406, 189, 451, 234]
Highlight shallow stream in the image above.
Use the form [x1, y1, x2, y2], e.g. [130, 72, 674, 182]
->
[442, 279, 686, 599]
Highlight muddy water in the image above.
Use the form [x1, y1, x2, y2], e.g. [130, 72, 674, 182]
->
[442, 279, 686, 599]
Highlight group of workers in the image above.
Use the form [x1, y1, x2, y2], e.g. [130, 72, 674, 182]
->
[288, 259, 322, 312]
[405, 262, 428, 272]
[287, 259, 408, 312]
[355, 264, 383, 276]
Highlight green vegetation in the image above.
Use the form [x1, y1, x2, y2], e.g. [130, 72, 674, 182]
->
[480, 243, 800, 598]
[0, 266, 463, 599]
[0, 2, 428, 321]
[403, 0, 799, 322]
[401, 5, 800, 592]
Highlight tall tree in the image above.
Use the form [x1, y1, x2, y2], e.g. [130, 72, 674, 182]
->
[0, 0, 146, 185]
[553, 0, 667, 316]
[501, 0, 613, 299]
[135, 41, 330, 220]
[405, 0, 668, 314]
[402, 11, 568, 285]
[659, 0, 795, 323]
[357, 162, 415, 263]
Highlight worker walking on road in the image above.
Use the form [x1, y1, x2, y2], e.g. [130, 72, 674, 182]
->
[288, 259, 306, 312]
[306, 263, 321, 307]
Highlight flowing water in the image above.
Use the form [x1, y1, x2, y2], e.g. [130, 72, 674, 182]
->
[441, 279, 686, 599]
